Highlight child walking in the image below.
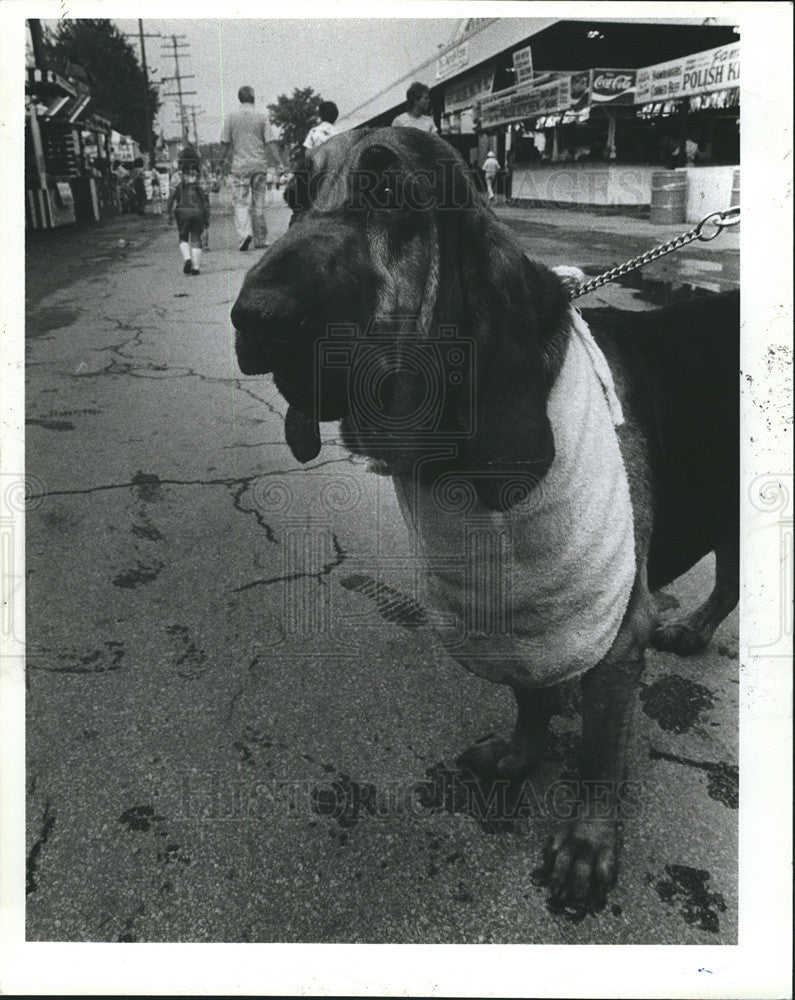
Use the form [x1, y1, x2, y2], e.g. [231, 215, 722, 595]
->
[166, 147, 210, 275]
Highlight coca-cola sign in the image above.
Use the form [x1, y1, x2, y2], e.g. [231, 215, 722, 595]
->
[590, 68, 636, 104]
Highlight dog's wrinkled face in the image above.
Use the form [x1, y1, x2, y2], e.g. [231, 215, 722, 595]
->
[232, 128, 470, 468]
[232, 127, 569, 505]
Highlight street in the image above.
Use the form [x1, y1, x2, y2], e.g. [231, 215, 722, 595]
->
[25, 193, 739, 944]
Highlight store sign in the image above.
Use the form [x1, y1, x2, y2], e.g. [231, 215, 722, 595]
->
[512, 45, 534, 85]
[689, 86, 740, 111]
[480, 77, 571, 128]
[445, 66, 495, 112]
[635, 43, 740, 104]
[590, 68, 636, 104]
[435, 41, 470, 81]
[569, 70, 591, 110]
[637, 100, 686, 118]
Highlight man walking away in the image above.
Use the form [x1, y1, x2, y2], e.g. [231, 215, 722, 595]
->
[391, 83, 437, 134]
[220, 85, 269, 251]
[483, 149, 500, 203]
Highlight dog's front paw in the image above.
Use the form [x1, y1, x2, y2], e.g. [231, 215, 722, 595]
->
[651, 618, 711, 655]
[540, 818, 618, 909]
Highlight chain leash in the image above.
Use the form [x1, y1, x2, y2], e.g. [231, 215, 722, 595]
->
[570, 205, 740, 300]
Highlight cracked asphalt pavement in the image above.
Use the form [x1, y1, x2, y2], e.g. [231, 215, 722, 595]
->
[25, 194, 738, 944]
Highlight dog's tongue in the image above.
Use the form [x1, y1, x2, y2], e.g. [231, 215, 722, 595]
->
[285, 405, 321, 463]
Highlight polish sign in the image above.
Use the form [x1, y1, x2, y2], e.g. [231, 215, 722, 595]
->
[634, 43, 740, 104]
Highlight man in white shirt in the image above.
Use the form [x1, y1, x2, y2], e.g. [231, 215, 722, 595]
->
[303, 101, 339, 152]
[391, 83, 437, 134]
[483, 150, 500, 202]
[220, 86, 270, 251]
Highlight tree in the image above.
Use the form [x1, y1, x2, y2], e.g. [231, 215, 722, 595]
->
[268, 87, 323, 167]
[42, 19, 160, 151]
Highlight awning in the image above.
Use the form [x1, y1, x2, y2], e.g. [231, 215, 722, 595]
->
[338, 18, 559, 128]
[66, 94, 92, 123]
[479, 68, 636, 129]
[42, 92, 92, 123]
[26, 67, 77, 98]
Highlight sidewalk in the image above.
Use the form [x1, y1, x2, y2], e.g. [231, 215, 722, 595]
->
[491, 200, 739, 304]
[494, 201, 740, 252]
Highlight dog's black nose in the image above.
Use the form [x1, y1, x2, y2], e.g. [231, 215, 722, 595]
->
[230, 299, 259, 335]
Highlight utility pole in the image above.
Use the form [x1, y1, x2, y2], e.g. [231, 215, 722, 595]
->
[186, 106, 204, 150]
[160, 34, 196, 146]
[28, 19, 48, 70]
[123, 22, 161, 168]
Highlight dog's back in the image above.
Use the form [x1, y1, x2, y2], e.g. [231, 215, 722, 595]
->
[585, 290, 739, 590]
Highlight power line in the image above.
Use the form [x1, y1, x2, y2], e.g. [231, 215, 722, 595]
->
[122, 21, 161, 167]
[160, 34, 194, 144]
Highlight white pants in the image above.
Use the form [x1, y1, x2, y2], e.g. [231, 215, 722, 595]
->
[231, 172, 268, 245]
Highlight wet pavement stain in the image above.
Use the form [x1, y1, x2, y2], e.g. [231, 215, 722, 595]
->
[638, 674, 715, 733]
[119, 805, 166, 832]
[311, 754, 577, 838]
[27, 304, 81, 339]
[655, 864, 727, 933]
[166, 624, 208, 679]
[648, 747, 738, 809]
[311, 773, 380, 829]
[26, 800, 56, 895]
[25, 418, 76, 431]
[233, 725, 274, 763]
[131, 470, 163, 503]
[338, 573, 428, 629]
[130, 518, 163, 542]
[112, 558, 164, 589]
[31, 640, 125, 674]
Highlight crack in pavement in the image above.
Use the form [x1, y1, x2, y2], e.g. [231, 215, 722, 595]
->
[233, 533, 346, 592]
[230, 481, 279, 544]
[26, 799, 56, 895]
[26, 456, 363, 501]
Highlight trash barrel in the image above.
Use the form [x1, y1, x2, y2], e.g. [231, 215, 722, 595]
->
[730, 168, 740, 207]
[650, 170, 687, 225]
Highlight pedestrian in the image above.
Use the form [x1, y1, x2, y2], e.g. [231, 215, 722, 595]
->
[284, 100, 341, 229]
[303, 100, 339, 151]
[220, 85, 270, 251]
[166, 146, 210, 276]
[130, 156, 147, 215]
[391, 83, 437, 133]
[150, 169, 162, 215]
[483, 149, 500, 202]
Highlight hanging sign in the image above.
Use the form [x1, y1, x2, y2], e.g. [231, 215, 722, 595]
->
[635, 43, 740, 104]
[512, 45, 534, 85]
[445, 66, 495, 112]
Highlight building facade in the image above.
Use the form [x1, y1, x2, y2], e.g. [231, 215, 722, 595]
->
[339, 17, 739, 217]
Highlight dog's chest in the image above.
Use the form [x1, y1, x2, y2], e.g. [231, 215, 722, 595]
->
[392, 319, 636, 688]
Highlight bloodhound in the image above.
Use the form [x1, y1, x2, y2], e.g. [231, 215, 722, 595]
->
[232, 128, 739, 908]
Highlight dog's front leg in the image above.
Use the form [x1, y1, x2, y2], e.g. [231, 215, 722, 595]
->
[545, 574, 654, 907]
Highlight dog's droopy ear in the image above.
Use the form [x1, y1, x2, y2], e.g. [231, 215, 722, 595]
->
[463, 341, 556, 512]
[457, 226, 568, 512]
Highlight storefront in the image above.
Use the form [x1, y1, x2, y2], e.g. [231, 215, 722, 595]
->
[25, 66, 115, 228]
[338, 18, 739, 214]
[476, 42, 739, 215]
[634, 42, 740, 220]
